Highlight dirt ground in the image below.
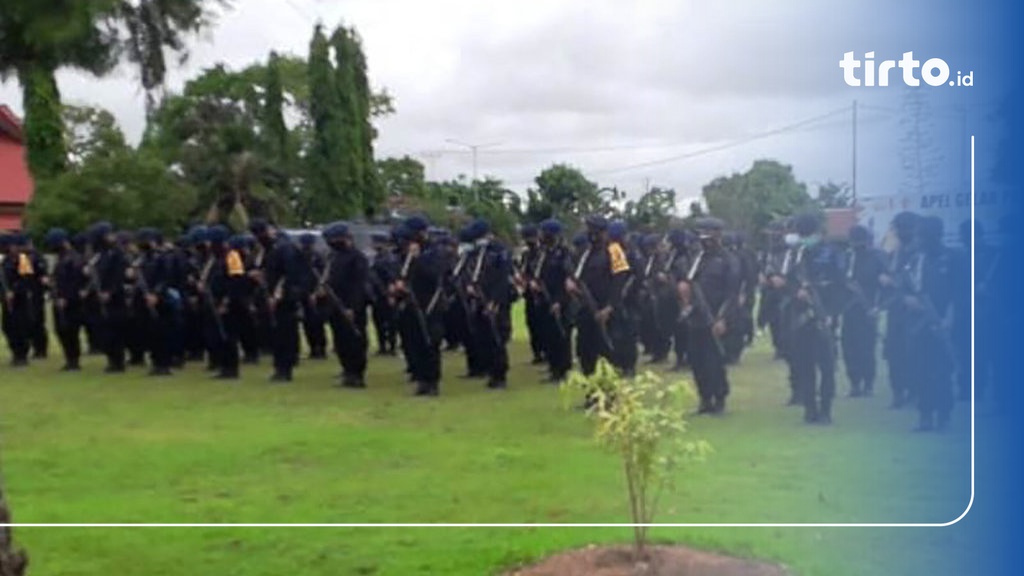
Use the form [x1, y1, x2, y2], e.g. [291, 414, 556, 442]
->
[506, 545, 792, 576]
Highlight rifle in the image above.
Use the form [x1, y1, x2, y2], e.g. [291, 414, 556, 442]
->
[132, 255, 159, 320]
[198, 255, 227, 341]
[572, 247, 615, 351]
[83, 253, 108, 319]
[531, 248, 566, 338]
[447, 251, 477, 338]
[898, 254, 959, 372]
[309, 256, 363, 339]
[680, 251, 726, 357]
[399, 249, 433, 346]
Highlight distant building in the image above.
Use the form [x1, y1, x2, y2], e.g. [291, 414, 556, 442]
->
[0, 105, 33, 231]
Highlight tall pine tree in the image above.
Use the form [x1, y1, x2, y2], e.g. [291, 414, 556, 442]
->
[330, 26, 364, 216]
[348, 28, 383, 217]
[306, 24, 349, 219]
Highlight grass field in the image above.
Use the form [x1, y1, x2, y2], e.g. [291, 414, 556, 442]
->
[0, 308, 978, 575]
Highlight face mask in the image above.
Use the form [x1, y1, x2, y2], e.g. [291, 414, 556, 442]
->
[784, 233, 800, 247]
[800, 234, 820, 247]
[475, 238, 490, 248]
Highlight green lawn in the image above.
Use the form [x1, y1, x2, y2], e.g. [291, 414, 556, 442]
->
[0, 309, 977, 575]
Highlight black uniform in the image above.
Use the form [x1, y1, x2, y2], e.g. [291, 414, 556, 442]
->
[261, 235, 304, 381]
[572, 239, 633, 376]
[840, 243, 886, 396]
[96, 242, 130, 372]
[472, 239, 514, 388]
[208, 245, 250, 379]
[757, 245, 790, 360]
[785, 240, 844, 424]
[52, 246, 88, 370]
[298, 246, 328, 359]
[521, 241, 546, 364]
[394, 243, 445, 395]
[725, 243, 758, 364]
[882, 243, 919, 408]
[1, 248, 35, 366]
[682, 245, 739, 413]
[905, 244, 957, 430]
[454, 245, 486, 378]
[369, 248, 399, 355]
[535, 240, 573, 381]
[135, 247, 175, 375]
[325, 244, 370, 386]
[27, 249, 49, 358]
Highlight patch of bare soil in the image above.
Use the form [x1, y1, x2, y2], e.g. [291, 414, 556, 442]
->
[506, 545, 792, 576]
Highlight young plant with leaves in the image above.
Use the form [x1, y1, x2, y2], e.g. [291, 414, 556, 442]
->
[562, 360, 712, 560]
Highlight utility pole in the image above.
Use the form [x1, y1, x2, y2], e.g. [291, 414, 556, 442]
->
[852, 99, 858, 205]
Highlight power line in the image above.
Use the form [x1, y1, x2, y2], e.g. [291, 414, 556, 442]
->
[586, 106, 851, 176]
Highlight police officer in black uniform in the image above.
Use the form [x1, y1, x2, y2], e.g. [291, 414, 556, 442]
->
[1, 233, 34, 367]
[322, 222, 370, 388]
[204, 226, 248, 380]
[46, 228, 87, 371]
[608, 220, 640, 376]
[664, 229, 693, 372]
[465, 219, 513, 389]
[880, 211, 921, 409]
[250, 219, 303, 383]
[783, 213, 844, 425]
[519, 224, 546, 366]
[903, 216, 957, 432]
[369, 232, 398, 356]
[840, 224, 886, 397]
[391, 216, 445, 396]
[533, 218, 573, 383]
[134, 228, 175, 376]
[91, 222, 130, 373]
[298, 232, 328, 360]
[567, 215, 634, 376]
[25, 238, 48, 359]
[679, 218, 738, 415]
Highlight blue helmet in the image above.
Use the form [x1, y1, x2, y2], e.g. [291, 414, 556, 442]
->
[641, 233, 660, 250]
[45, 228, 69, 250]
[403, 215, 430, 234]
[584, 214, 608, 231]
[228, 234, 248, 250]
[520, 224, 538, 240]
[540, 218, 563, 237]
[322, 221, 350, 242]
[466, 218, 490, 242]
[572, 232, 590, 248]
[207, 225, 230, 245]
[608, 220, 627, 242]
[299, 232, 317, 247]
[792, 212, 821, 237]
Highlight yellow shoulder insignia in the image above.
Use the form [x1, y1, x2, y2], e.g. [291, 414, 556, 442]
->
[17, 253, 34, 276]
[608, 242, 630, 274]
[226, 250, 245, 277]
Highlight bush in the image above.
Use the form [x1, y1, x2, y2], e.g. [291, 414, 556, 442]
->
[562, 360, 712, 559]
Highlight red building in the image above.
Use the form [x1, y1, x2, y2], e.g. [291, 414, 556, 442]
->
[0, 105, 34, 231]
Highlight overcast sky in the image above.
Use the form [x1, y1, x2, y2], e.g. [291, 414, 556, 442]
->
[0, 0, 985, 208]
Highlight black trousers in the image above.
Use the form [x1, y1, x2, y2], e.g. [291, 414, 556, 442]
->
[101, 304, 128, 370]
[238, 307, 261, 362]
[54, 303, 83, 367]
[474, 307, 510, 382]
[910, 323, 954, 424]
[302, 298, 327, 357]
[460, 301, 486, 376]
[331, 310, 369, 378]
[4, 297, 32, 362]
[145, 307, 173, 371]
[217, 307, 244, 377]
[371, 299, 397, 354]
[30, 293, 47, 357]
[790, 322, 836, 420]
[884, 316, 915, 404]
[525, 296, 545, 361]
[689, 323, 730, 406]
[400, 305, 442, 389]
[841, 307, 878, 393]
[126, 305, 148, 365]
[576, 310, 634, 376]
[543, 305, 572, 379]
[272, 300, 300, 376]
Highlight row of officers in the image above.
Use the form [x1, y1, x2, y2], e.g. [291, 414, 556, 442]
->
[1, 209, 985, 431]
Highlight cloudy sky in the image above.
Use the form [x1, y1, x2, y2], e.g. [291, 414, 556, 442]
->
[0, 0, 986, 208]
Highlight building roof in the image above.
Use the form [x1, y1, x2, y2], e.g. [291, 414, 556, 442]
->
[0, 105, 33, 212]
[0, 105, 24, 143]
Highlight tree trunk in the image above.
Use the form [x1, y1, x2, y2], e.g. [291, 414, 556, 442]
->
[0, 486, 28, 576]
[20, 64, 68, 179]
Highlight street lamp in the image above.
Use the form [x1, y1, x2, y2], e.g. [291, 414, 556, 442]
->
[445, 139, 503, 184]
